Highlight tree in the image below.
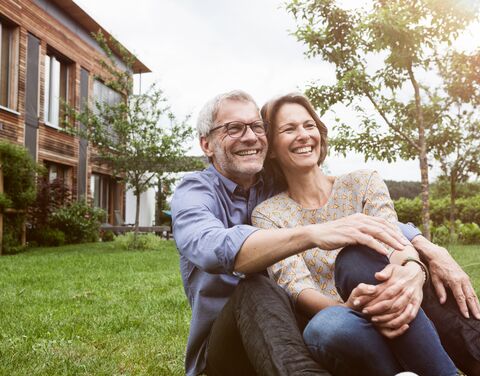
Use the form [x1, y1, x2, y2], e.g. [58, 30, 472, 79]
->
[432, 50, 480, 238]
[66, 32, 203, 239]
[287, 0, 480, 239]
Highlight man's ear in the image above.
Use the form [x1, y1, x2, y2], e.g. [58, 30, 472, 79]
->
[200, 136, 214, 159]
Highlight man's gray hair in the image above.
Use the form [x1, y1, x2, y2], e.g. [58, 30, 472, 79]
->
[196, 90, 258, 137]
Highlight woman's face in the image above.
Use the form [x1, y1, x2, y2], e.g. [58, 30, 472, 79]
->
[271, 102, 321, 173]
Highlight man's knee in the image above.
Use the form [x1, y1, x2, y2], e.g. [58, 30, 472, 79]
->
[235, 273, 292, 308]
[335, 245, 388, 300]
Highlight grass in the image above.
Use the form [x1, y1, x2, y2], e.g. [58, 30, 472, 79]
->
[0, 241, 190, 375]
[0, 242, 479, 375]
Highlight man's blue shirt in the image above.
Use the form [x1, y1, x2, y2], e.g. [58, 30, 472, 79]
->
[171, 164, 272, 376]
[171, 164, 421, 376]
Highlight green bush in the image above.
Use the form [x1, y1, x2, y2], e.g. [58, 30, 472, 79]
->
[30, 227, 65, 247]
[2, 213, 27, 254]
[114, 232, 164, 251]
[457, 222, 480, 245]
[394, 195, 480, 227]
[0, 142, 41, 253]
[0, 142, 41, 210]
[50, 201, 106, 244]
[430, 223, 453, 245]
[100, 229, 115, 242]
[394, 197, 422, 225]
[430, 220, 480, 245]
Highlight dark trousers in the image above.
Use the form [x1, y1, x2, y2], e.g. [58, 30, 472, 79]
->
[205, 273, 330, 376]
[335, 245, 480, 376]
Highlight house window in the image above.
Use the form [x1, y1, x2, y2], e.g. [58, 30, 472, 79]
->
[44, 53, 70, 127]
[93, 79, 122, 109]
[90, 173, 110, 212]
[45, 162, 71, 185]
[0, 20, 19, 110]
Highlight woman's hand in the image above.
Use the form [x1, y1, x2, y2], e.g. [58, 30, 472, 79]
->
[311, 213, 409, 256]
[362, 262, 425, 338]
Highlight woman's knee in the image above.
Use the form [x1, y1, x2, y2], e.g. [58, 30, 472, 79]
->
[335, 245, 388, 300]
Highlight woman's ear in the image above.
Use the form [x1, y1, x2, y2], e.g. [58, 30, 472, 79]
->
[269, 150, 276, 159]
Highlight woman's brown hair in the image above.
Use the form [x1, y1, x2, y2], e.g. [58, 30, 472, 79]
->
[261, 92, 328, 189]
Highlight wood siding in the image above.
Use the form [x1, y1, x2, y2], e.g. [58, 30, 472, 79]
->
[0, 0, 131, 221]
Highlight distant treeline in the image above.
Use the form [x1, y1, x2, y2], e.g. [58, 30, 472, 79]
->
[385, 180, 480, 200]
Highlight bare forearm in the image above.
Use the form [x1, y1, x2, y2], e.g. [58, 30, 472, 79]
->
[234, 226, 317, 273]
[411, 235, 449, 262]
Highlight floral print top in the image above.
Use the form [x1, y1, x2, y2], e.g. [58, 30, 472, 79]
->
[251, 169, 398, 303]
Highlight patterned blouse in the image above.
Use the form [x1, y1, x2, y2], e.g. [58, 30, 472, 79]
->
[251, 169, 398, 303]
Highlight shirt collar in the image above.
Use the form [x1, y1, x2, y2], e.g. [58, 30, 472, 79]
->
[207, 164, 264, 196]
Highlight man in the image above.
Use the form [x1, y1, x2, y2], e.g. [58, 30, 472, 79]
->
[171, 90, 480, 376]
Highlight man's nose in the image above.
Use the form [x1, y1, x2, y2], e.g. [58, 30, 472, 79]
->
[240, 125, 258, 142]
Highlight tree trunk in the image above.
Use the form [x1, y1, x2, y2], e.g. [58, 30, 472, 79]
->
[449, 172, 457, 242]
[408, 66, 431, 239]
[134, 190, 140, 244]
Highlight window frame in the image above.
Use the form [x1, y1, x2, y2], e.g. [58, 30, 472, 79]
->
[43, 51, 72, 129]
[0, 18, 19, 112]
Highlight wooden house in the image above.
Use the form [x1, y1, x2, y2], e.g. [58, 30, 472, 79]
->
[0, 0, 150, 223]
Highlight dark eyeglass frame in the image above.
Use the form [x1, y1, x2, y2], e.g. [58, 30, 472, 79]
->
[209, 121, 268, 138]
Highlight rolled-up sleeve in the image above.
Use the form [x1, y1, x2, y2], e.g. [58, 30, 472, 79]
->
[172, 176, 258, 274]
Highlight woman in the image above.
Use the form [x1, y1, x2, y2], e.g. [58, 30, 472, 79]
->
[252, 93, 457, 376]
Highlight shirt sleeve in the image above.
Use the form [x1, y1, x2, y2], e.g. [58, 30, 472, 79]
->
[252, 206, 318, 302]
[397, 222, 422, 242]
[172, 176, 258, 274]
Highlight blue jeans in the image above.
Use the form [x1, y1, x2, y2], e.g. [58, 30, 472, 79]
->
[303, 245, 457, 376]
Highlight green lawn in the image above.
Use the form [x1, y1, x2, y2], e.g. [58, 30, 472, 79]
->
[0, 242, 479, 375]
[0, 241, 189, 376]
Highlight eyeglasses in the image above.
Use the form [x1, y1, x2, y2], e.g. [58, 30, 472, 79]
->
[209, 121, 267, 138]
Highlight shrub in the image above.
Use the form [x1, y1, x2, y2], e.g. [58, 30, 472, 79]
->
[430, 223, 452, 245]
[30, 227, 65, 247]
[100, 229, 115, 242]
[50, 201, 106, 244]
[114, 232, 164, 251]
[29, 177, 71, 230]
[394, 197, 422, 225]
[2, 214, 27, 254]
[457, 222, 480, 245]
[0, 142, 41, 210]
[0, 142, 41, 253]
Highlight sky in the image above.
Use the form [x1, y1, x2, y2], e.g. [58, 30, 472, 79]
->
[75, 0, 479, 181]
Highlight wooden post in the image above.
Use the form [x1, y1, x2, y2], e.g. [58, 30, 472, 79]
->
[0, 160, 3, 255]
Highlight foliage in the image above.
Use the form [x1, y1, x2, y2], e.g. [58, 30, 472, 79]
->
[28, 177, 71, 230]
[29, 227, 66, 247]
[49, 201, 106, 244]
[287, 0, 480, 238]
[395, 195, 480, 226]
[2, 213, 27, 254]
[431, 221, 480, 245]
[385, 180, 422, 200]
[64, 31, 202, 236]
[100, 229, 115, 242]
[114, 232, 165, 251]
[0, 142, 41, 253]
[430, 179, 480, 200]
[0, 141, 41, 211]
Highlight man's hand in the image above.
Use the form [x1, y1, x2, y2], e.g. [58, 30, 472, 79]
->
[346, 262, 424, 338]
[412, 236, 480, 320]
[314, 213, 409, 256]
